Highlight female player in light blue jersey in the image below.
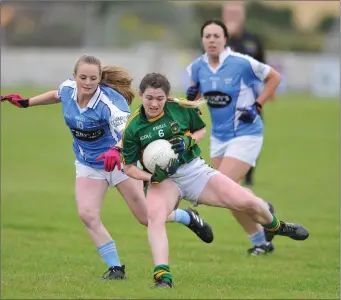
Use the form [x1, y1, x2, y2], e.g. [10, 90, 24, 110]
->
[1, 55, 213, 279]
[186, 20, 281, 256]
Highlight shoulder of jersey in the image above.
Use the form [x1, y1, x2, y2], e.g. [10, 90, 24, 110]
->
[99, 85, 131, 111]
[125, 106, 141, 129]
[59, 78, 76, 89]
[166, 101, 189, 111]
[227, 51, 256, 71]
[187, 56, 205, 76]
[228, 50, 254, 62]
[100, 84, 120, 98]
[58, 79, 76, 100]
[195, 55, 205, 64]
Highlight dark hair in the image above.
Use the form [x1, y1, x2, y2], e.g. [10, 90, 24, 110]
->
[139, 73, 171, 96]
[200, 19, 229, 40]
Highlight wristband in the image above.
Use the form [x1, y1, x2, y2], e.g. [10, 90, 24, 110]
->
[255, 101, 262, 112]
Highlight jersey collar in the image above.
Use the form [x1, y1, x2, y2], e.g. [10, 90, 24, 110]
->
[140, 105, 165, 123]
[202, 47, 231, 72]
[71, 86, 102, 109]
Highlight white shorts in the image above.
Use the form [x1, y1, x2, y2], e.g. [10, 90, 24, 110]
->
[170, 158, 220, 206]
[210, 135, 263, 167]
[75, 160, 129, 188]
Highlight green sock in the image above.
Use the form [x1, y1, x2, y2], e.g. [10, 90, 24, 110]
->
[143, 181, 149, 196]
[263, 215, 281, 232]
[154, 264, 172, 283]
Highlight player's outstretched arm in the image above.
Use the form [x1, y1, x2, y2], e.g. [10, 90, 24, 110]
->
[27, 90, 61, 107]
[1, 90, 60, 108]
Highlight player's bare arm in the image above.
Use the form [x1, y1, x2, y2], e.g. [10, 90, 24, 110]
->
[190, 127, 206, 143]
[1, 90, 60, 108]
[256, 68, 281, 106]
[28, 90, 61, 106]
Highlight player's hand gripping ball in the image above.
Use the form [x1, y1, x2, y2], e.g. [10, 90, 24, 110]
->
[169, 135, 196, 154]
[151, 158, 180, 184]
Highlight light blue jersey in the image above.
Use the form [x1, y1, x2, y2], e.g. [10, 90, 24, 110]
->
[58, 79, 131, 169]
[187, 47, 271, 142]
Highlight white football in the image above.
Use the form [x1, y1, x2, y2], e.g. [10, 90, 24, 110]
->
[142, 139, 179, 173]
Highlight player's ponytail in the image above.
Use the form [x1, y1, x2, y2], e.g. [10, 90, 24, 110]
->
[167, 97, 206, 108]
[100, 66, 135, 106]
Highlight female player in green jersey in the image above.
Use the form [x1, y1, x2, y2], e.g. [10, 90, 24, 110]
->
[122, 73, 309, 288]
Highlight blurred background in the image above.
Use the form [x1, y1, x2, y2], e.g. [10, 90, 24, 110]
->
[1, 0, 340, 96]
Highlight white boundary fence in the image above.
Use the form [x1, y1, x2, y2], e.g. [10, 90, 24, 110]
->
[2, 46, 339, 97]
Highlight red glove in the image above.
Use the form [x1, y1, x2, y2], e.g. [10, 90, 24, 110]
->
[1, 93, 30, 108]
[96, 147, 122, 172]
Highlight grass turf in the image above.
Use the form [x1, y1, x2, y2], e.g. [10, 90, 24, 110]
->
[1, 87, 339, 299]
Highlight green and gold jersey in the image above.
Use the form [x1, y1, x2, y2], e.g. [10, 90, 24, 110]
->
[122, 102, 206, 168]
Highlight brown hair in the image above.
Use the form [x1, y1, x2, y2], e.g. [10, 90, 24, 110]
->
[74, 55, 101, 74]
[73, 55, 135, 106]
[139, 72, 171, 96]
[100, 66, 135, 106]
[139, 73, 206, 109]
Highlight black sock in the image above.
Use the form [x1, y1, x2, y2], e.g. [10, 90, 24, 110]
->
[245, 167, 254, 183]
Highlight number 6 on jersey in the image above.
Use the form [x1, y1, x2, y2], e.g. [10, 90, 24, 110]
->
[158, 129, 164, 137]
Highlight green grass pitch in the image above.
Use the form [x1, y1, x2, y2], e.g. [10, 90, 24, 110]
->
[1, 87, 339, 299]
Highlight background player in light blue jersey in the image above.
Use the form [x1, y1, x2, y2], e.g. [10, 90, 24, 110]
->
[186, 20, 281, 256]
[1, 55, 213, 279]
[222, 1, 277, 186]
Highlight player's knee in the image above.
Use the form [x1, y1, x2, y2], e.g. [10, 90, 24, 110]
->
[147, 207, 166, 226]
[78, 207, 100, 228]
[224, 188, 260, 214]
[147, 212, 161, 225]
[238, 197, 264, 215]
